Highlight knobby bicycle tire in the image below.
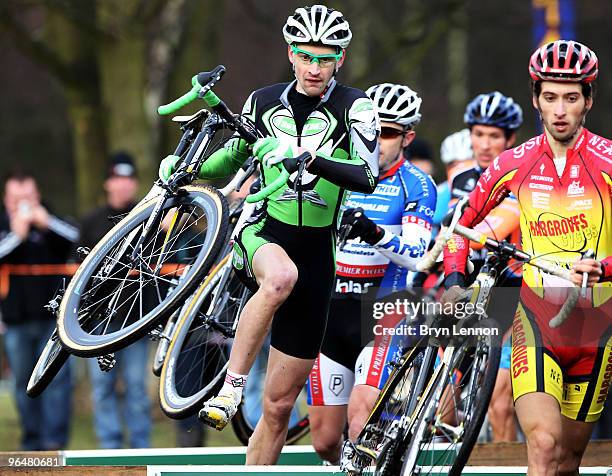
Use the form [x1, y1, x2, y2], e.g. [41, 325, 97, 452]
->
[58, 185, 228, 356]
[159, 254, 247, 418]
[26, 328, 70, 398]
[447, 322, 501, 475]
[398, 320, 502, 476]
[350, 341, 429, 476]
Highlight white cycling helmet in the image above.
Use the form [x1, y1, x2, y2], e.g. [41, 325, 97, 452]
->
[366, 83, 422, 128]
[283, 5, 352, 49]
[440, 128, 473, 164]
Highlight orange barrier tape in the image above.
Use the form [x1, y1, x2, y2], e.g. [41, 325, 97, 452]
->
[0, 263, 186, 299]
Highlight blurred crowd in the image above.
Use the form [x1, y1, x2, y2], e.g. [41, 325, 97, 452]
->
[0, 140, 609, 450]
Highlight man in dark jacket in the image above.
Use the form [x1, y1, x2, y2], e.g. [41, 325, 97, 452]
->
[0, 170, 78, 450]
[80, 152, 152, 449]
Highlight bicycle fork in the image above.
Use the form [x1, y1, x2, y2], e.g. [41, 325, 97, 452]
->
[401, 344, 459, 475]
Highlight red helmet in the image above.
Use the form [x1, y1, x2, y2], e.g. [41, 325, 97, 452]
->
[529, 40, 598, 83]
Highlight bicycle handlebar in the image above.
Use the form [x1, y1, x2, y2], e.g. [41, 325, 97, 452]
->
[245, 167, 290, 203]
[418, 197, 579, 327]
[157, 65, 288, 202]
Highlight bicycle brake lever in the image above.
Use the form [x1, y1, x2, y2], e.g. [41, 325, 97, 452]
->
[580, 249, 595, 298]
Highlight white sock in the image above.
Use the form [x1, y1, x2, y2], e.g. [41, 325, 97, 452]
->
[220, 370, 248, 401]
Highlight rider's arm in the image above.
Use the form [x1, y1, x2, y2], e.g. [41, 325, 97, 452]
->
[373, 174, 437, 271]
[198, 91, 256, 180]
[443, 154, 517, 288]
[470, 195, 520, 250]
[198, 138, 250, 179]
[307, 97, 379, 193]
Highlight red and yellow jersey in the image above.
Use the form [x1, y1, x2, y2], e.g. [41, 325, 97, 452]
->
[444, 128, 612, 311]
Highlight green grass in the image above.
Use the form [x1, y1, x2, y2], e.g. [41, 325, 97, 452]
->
[0, 380, 243, 451]
[0, 377, 310, 452]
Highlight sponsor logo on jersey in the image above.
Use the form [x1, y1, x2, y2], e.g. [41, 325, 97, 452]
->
[529, 182, 553, 191]
[405, 201, 418, 211]
[513, 136, 542, 159]
[418, 205, 434, 217]
[567, 180, 585, 197]
[380, 236, 427, 259]
[570, 164, 580, 178]
[407, 167, 431, 197]
[481, 168, 492, 183]
[270, 110, 331, 140]
[375, 183, 401, 196]
[568, 198, 593, 211]
[232, 244, 244, 270]
[539, 163, 545, 175]
[335, 279, 375, 294]
[329, 374, 345, 396]
[530, 174, 554, 183]
[528, 213, 588, 237]
[402, 215, 432, 230]
[446, 235, 465, 253]
[588, 135, 612, 156]
[492, 157, 501, 171]
[531, 191, 550, 210]
[336, 262, 386, 277]
[277, 188, 328, 207]
[596, 351, 612, 404]
[511, 318, 529, 378]
[355, 203, 390, 213]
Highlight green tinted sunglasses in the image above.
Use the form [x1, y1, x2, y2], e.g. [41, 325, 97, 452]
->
[291, 45, 342, 67]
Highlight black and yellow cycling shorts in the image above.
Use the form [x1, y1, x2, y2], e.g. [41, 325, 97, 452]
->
[511, 300, 612, 423]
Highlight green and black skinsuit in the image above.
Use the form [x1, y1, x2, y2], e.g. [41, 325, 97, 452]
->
[200, 78, 379, 358]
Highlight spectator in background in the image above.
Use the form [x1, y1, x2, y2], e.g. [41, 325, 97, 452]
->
[403, 137, 435, 176]
[0, 170, 78, 450]
[433, 128, 474, 227]
[80, 152, 152, 449]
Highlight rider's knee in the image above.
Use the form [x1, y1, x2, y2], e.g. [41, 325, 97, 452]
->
[527, 428, 560, 463]
[489, 397, 513, 421]
[311, 432, 342, 462]
[260, 266, 298, 302]
[263, 394, 296, 429]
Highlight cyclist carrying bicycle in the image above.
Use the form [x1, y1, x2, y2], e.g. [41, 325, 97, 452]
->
[159, 4, 379, 464]
[451, 91, 524, 442]
[305, 82, 436, 464]
[443, 40, 611, 475]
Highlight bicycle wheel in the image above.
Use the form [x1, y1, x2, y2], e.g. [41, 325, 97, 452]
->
[160, 254, 250, 418]
[399, 319, 501, 476]
[58, 185, 228, 356]
[231, 341, 310, 446]
[26, 328, 70, 398]
[349, 341, 430, 476]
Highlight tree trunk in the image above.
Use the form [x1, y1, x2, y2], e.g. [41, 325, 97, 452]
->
[97, 31, 153, 184]
[64, 85, 108, 212]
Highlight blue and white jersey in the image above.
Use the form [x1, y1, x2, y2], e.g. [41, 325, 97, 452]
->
[335, 160, 437, 298]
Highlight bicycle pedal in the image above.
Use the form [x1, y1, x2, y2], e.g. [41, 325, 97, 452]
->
[97, 353, 116, 372]
[45, 288, 66, 317]
[148, 325, 165, 341]
[76, 246, 91, 259]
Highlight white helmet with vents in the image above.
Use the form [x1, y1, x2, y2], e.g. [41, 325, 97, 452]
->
[366, 83, 422, 128]
[283, 5, 352, 49]
[440, 128, 473, 164]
